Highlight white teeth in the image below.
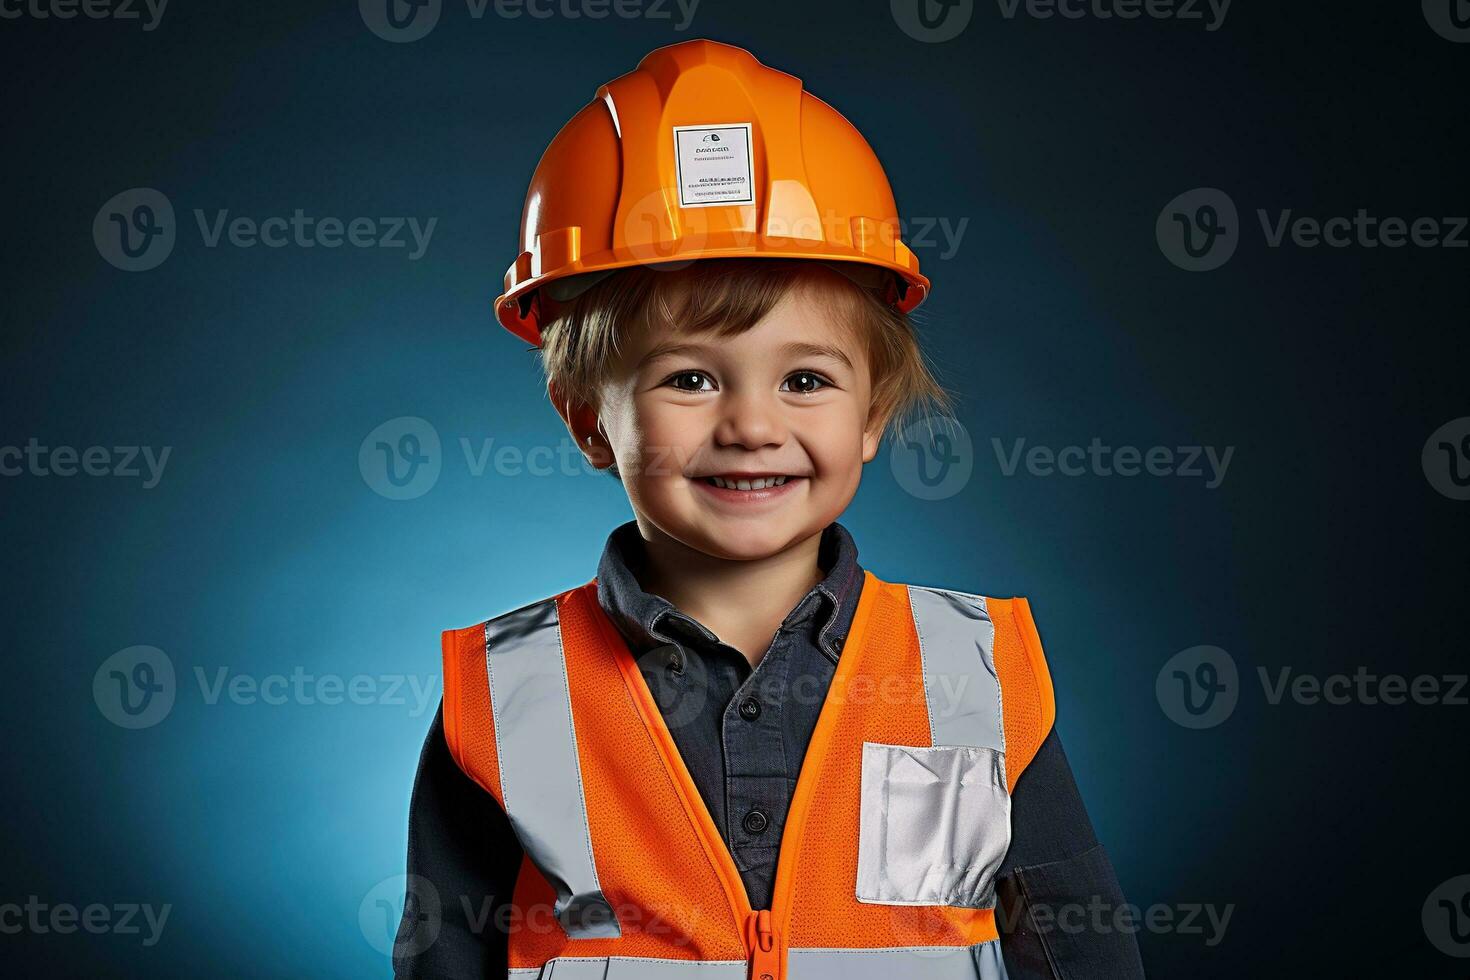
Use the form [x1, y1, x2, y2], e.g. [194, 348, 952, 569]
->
[706, 475, 790, 490]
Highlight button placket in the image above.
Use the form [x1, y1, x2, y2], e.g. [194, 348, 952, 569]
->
[724, 627, 794, 873]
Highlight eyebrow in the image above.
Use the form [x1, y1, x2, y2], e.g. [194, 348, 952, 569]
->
[637, 339, 854, 371]
[780, 341, 854, 371]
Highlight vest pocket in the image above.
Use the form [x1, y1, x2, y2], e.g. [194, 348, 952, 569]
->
[855, 741, 1011, 909]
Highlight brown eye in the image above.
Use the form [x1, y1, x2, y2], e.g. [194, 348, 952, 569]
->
[783, 371, 830, 394]
[669, 371, 713, 392]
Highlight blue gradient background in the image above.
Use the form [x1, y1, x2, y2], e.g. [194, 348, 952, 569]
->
[2, 2, 1466, 977]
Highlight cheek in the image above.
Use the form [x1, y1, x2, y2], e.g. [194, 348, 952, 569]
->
[624, 404, 703, 479]
[805, 411, 870, 473]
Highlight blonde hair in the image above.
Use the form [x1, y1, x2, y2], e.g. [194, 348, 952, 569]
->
[536, 258, 957, 474]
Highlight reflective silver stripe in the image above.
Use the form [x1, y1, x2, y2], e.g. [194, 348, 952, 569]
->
[906, 586, 1005, 753]
[789, 942, 1008, 979]
[508, 959, 746, 979]
[508, 947, 1004, 980]
[485, 598, 620, 939]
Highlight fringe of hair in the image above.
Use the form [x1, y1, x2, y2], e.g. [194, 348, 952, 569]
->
[536, 259, 958, 477]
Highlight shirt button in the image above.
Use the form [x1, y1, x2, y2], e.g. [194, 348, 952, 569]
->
[666, 651, 684, 674]
[739, 697, 761, 720]
[742, 809, 770, 835]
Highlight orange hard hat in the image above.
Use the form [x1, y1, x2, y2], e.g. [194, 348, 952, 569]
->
[494, 38, 931, 347]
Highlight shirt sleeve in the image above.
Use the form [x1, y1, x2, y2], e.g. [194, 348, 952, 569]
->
[394, 701, 523, 980]
[994, 729, 1146, 979]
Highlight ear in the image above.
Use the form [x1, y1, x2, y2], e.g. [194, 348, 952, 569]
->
[548, 380, 614, 470]
[861, 398, 892, 464]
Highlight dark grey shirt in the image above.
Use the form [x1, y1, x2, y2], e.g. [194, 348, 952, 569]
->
[594, 519, 865, 909]
[395, 520, 1144, 979]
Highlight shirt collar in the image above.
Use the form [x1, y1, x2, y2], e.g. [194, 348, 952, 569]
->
[594, 519, 864, 664]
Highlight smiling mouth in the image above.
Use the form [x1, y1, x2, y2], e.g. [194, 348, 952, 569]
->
[701, 475, 795, 491]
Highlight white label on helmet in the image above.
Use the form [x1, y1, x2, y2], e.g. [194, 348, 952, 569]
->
[673, 123, 755, 208]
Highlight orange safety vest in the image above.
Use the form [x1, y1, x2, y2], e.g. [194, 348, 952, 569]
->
[441, 570, 1056, 980]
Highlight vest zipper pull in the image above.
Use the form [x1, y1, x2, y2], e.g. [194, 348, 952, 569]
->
[745, 908, 781, 980]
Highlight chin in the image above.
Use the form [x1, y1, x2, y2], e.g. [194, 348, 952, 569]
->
[685, 517, 817, 562]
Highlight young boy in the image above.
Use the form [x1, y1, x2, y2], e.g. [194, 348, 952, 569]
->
[396, 39, 1143, 980]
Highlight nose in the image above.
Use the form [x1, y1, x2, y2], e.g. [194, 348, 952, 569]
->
[712, 386, 788, 451]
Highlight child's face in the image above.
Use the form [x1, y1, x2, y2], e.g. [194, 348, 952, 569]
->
[592, 279, 883, 561]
